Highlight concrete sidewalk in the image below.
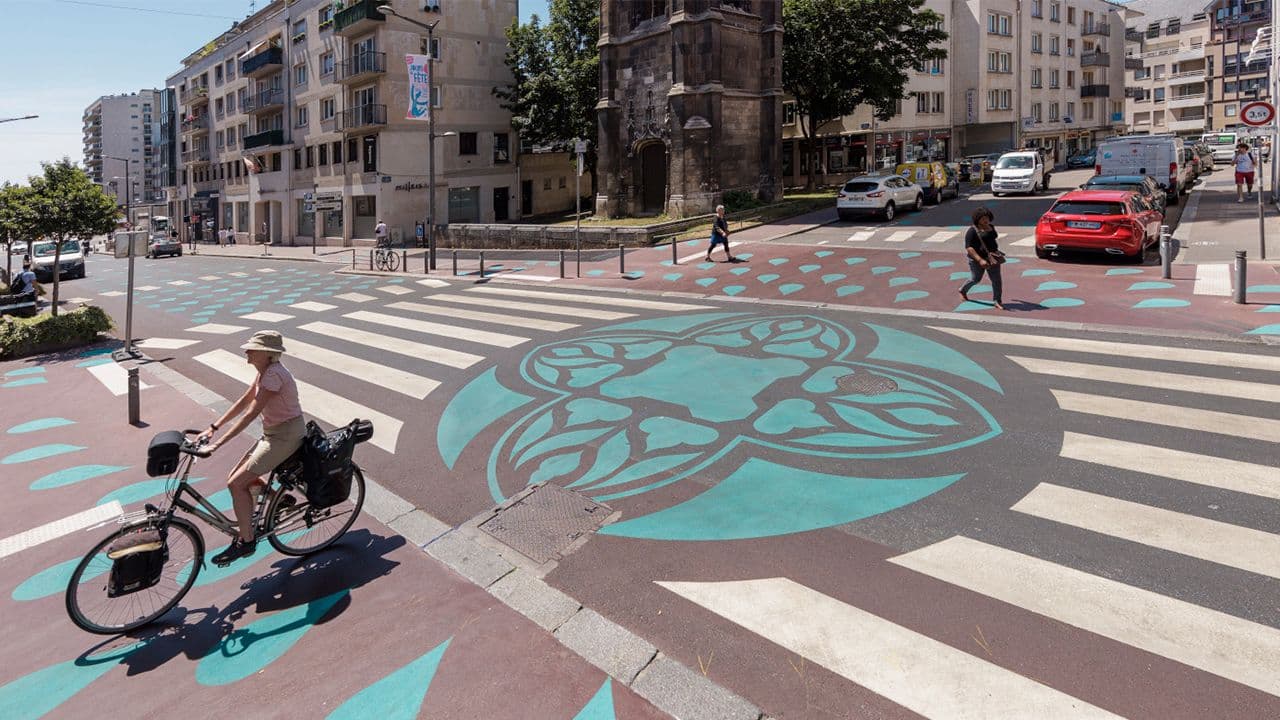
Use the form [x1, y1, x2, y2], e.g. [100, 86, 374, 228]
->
[1174, 171, 1280, 265]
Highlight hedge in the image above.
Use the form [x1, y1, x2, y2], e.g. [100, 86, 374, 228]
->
[0, 305, 114, 359]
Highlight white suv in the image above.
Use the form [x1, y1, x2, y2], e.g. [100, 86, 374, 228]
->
[991, 151, 1051, 195]
[836, 174, 924, 221]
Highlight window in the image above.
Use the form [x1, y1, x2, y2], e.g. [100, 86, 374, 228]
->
[1031, 0, 1043, 18]
[293, 148, 302, 168]
[419, 36, 441, 59]
[1146, 23, 1159, 39]
[1066, 102, 1075, 119]
[1032, 102, 1043, 122]
[1031, 68, 1042, 87]
[319, 4, 333, 29]
[215, 130, 224, 148]
[362, 135, 377, 172]
[1066, 39, 1075, 57]
[1154, 88, 1166, 102]
[1067, 6, 1075, 24]
[1225, 104, 1237, 117]
[493, 133, 510, 164]
[227, 93, 237, 113]
[272, 152, 281, 173]
[320, 52, 335, 77]
[305, 146, 314, 168]
[987, 12, 1011, 35]
[296, 106, 308, 127]
[227, 126, 237, 147]
[347, 138, 358, 165]
[1050, 36, 1060, 55]
[1167, 19, 1180, 35]
[916, 92, 928, 113]
[459, 132, 478, 155]
[558, 176, 567, 189]
[1067, 70, 1075, 88]
[215, 97, 224, 117]
[783, 101, 797, 126]
[1049, 69, 1060, 88]
[319, 143, 327, 166]
[215, 65, 224, 85]
[1050, 2, 1060, 21]
[226, 59, 236, 81]
[430, 86, 441, 108]
[292, 19, 306, 42]
[987, 89, 1012, 110]
[333, 140, 342, 164]
[1083, 101, 1095, 120]
[1032, 33, 1043, 53]
[321, 97, 335, 120]
[1049, 102, 1059, 121]
[931, 92, 944, 114]
[294, 63, 307, 86]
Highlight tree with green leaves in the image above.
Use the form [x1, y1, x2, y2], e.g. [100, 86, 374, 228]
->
[0, 182, 36, 286]
[25, 159, 119, 315]
[495, 0, 600, 202]
[783, 0, 948, 189]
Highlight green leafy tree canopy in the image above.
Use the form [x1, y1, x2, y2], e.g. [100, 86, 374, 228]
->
[26, 158, 119, 315]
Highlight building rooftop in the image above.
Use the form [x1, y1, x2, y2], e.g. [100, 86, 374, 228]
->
[1122, 0, 1212, 24]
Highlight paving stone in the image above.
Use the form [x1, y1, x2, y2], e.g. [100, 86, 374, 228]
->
[387, 509, 450, 547]
[426, 532, 514, 588]
[487, 569, 581, 632]
[632, 653, 762, 720]
[553, 608, 656, 685]
[361, 477, 416, 524]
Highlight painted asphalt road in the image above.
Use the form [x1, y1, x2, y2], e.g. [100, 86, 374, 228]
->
[58, 252, 1280, 718]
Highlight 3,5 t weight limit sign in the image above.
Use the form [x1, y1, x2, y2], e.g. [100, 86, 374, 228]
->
[1241, 101, 1276, 127]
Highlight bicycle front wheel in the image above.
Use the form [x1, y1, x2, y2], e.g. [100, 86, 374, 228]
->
[267, 464, 365, 556]
[65, 517, 204, 635]
[385, 251, 400, 272]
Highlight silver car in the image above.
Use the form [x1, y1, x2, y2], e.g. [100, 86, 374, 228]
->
[836, 174, 925, 221]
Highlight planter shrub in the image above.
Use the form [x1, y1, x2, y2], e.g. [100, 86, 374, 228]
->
[0, 305, 113, 359]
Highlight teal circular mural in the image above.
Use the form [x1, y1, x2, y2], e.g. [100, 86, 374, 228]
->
[438, 312, 1005, 541]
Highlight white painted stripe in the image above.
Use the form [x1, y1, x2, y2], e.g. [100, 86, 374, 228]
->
[62, 297, 93, 304]
[416, 278, 451, 288]
[199, 275, 220, 281]
[1053, 390, 1280, 443]
[883, 230, 914, 243]
[1009, 236, 1036, 247]
[135, 285, 160, 291]
[228, 271, 249, 277]
[335, 292, 376, 303]
[679, 241, 742, 263]
[658, 577, 1119, 719]
[890, 536, 1280, 697]
[378, 285, 414, 296]
[255, 268, 276, 273]
[290, 301, 337, 312]
[87, 363, 152, 396]
[848, 231, 874, 242]
[285, 339, 439, 400]
[1060, 432, 1280, 501]
[194, 349, 401, 453]
[167, 280, 192, 286]
[1194, 263, 1231, 296]
[931, 326, 1280, 373]
[923, 231, 958, 243]
[0, 501, 124, 560]
[465, 286, 711, 311]
[346, 310, 527, 347]
[1012, 482, 1280, 580]
[135, 337, 201, 350]
[297, 321, 482, 369]
[187, 323, 249, 335]
[387, 301, 577, 332]
[99, 290, 125, 297]
[431, 293, 633, 320]
[493, 273, 559, 283]
[1008, 356, 1280, 403]
[239, 311, 294, 323]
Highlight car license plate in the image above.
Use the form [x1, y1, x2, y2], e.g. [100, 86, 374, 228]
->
[1067, 221, 1101, 229]
[849, 194, 865, 200]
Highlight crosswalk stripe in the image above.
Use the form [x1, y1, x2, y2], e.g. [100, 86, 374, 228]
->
[890, 536, 1280, 697]
[297, 321, 482, 369]
[884, 230, 914, 243]
[199, 275, 220, 281]
[378, 285, 414, 296]
[1012, 483, 1280, 580]
[931, 326, 1280, 373]
[135, 337, 201, 350]
[99, 290, 125, 297]
[387, 301, 577, 332]
[1194, 263, 1231, 296]
[187, 323, 249, 335]
[1053, 390, 1280, 443]
[1009, 236, 1036, 247]
[135, 285, 160, 291]
[658, 577, 1120, 719]
[1060, 432, 1280, 501]
[87, 362, 152, 396]
[285, 339, 439, 400]
[290, 301, 337, 312]
[194, 349, 401, 453]
[0, 501, 125, 560]
[679, 241, 742, 263]
[492, 273, 558, 283]
[229, 272, 249, 277]
[346, 310, 527, 347]
[432, 293, 634, 320]
[335, 292, 376, 303]
[924, 231, 957, 243]
[465, 286, 711, 311]
[417, 278, 451, 288]
[240, 311, 294, 323]
[1008, 355, 1280, 403]
[168, 280, 192, 286]
[848, 231, 874, 242]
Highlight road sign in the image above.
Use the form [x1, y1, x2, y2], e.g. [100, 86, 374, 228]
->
[1241, 100, 1276, 127]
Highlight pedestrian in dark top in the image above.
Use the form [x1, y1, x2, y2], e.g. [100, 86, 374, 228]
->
[705, 204, 736, 262]
[959, 206, 1006, 310]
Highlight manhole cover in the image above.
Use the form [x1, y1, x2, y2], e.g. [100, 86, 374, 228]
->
[479, 484, 608, 564]
[836, 371, 898, 395]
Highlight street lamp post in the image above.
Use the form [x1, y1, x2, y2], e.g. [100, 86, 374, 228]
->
[105, 156, 139, 357]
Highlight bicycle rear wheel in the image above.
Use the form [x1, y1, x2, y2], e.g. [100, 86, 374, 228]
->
[386, 251, 400, 272]
[65, 517, 204, 635]
[267, 464, 365, 556]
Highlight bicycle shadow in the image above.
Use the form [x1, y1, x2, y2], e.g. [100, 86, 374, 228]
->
[88, 528, 404, 675]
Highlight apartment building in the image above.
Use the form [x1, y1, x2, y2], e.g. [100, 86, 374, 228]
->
[1205, 0, 1272, 132]
[1123, 1, 1211, 137]
[82, 91, 164, 208]
[164, 0, 518, 246]
[953, 0, 1129, 162]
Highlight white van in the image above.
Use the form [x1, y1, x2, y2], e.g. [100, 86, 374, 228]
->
[1095, 135, 1187, 204]
[991, 150, 1052, 195]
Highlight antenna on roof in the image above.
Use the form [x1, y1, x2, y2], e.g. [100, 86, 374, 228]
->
[249, 0, 256, 14]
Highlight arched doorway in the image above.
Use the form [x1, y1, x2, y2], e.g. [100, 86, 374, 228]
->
[639, 143, 666, 214]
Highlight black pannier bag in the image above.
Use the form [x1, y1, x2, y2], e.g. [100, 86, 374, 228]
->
[146, 430, 184, 477]
[106, 529, 167, 598]
[300, 419, 373, 509]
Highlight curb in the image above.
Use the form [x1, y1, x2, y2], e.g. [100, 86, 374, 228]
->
[138, 353, 764, 720]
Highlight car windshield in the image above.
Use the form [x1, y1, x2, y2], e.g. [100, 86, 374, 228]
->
[1052, 201, 1127, 216]
[33, 241, 82, 257]
[1087, 182, 1141, 193]
[997, 156, 1033, 169]
[844, 181, 880, 193]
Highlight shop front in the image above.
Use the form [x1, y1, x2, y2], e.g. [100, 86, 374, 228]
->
[1022, 132, 1065, 164]
[903, 128, 952, 163]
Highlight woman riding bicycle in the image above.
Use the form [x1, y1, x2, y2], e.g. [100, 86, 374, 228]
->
[199, 330, 305, 565]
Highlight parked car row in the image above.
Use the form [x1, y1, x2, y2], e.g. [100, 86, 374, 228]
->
[836, 161, 962, 221]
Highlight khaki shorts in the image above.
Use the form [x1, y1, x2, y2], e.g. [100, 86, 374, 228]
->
[241, 415, 306, 476]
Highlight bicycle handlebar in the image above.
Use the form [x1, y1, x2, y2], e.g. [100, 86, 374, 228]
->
[180, 429, 213, 458]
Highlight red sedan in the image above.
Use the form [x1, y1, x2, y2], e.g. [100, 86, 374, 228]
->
[1035, 190, 1163, 262]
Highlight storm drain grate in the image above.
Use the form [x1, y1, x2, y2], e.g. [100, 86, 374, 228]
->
[836, 371, 899, 396]
[479, 484, 608, 565]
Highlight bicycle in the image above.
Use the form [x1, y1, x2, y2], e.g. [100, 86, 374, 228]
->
[373, 244, 399, 272]
[65, 427, 368, 635]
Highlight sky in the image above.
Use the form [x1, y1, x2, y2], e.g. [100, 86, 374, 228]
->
[0, 0, 550, 186]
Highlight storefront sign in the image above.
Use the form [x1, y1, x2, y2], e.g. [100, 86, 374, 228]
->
[966, 90, 977, 124]
[395, 181, 430, 192]
[404, 54, 432, 121]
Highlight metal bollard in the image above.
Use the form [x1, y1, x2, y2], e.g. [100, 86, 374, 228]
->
[1234, 250, 1247, 305]
[559, 250, 566, 279]
[402, 250, 407, 272]
[368, 249, 373, 271]
[1159, 225, 1172, 280]
[672, 237, 679, 265]
[619, 244, 625, 274]
[127, 366, 140, 425]
[452, 250, 458, 276]
[479, 251, 485, 278]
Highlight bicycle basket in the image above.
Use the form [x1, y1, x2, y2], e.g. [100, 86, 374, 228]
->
[106, 529, 168, 598]
[146, 430, 184, 477]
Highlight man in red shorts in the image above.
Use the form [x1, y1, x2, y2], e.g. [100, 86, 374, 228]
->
[1235, 142, 1257, 202]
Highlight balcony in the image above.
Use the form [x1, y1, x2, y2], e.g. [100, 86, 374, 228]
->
[1167, 93, 1206, 109]
[181, 115, 209, 134]
[339, 51, 386, 84]
[179, 85, 209, 105]
[1124, 56, 1144, 70]
[1168, 69, 1206, 85]
[243, 88, 285, 115]
[1081, 52, 1110, 67]
[1125, 28, 1143, 43]
[334, 0, 385, 36]
[1168, 115, 1208, 132]
[182, 147, 211, 164]
[1139, 45, 1205, 63]
[243, 128, 285, 150]
[340, 104, 387, 132]
[241, 45, 283, 79]
[1082, 22, 1110, 37]
[1216, 8, 1269, 27]
[1080, 84, 1110, 98]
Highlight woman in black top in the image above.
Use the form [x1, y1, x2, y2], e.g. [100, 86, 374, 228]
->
[959, 206, 1005, 310]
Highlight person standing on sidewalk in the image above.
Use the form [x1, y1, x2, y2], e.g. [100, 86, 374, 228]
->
[959, 207, 1006, 311]
[1235, 143, 1257, 202]
[704, 205, 736, 263]
[374, 219, 389, 247]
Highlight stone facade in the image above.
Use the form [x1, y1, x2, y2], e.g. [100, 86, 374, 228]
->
[595, 0, 783, 218]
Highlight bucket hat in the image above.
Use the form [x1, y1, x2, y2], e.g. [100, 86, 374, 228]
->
[240, 330, 286, 354]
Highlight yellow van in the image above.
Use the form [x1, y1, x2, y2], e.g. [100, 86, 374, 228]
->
[895, 161, 959, 204]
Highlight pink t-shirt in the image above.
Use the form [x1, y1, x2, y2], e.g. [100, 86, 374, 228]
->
[256, 362, 302, 427]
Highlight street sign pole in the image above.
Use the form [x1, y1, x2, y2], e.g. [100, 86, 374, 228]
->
[575, 139, 586, 278]
[1241, 102, 1274, 260]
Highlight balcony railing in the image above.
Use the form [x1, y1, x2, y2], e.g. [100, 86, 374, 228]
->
[243, 88, 285, 114]
[1124, 56, 1144, 70]
[1080, 84, 1110, 98]
[241, 46, 283, 78]
[243, 129, 285, 150]
[181, 115, 209, 132]
[1082, 22, 1110, 37]
[339, 51, 386, 83]
[1125, 28, 1143, 43]
[1167, 93, 1207, 109]
[334, 0, 385, 36]
[340, 104, 387, 131]
[182, 148, 210, 164]
[179, 85, 208, 105]
[1081, 51, 1111, 67]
